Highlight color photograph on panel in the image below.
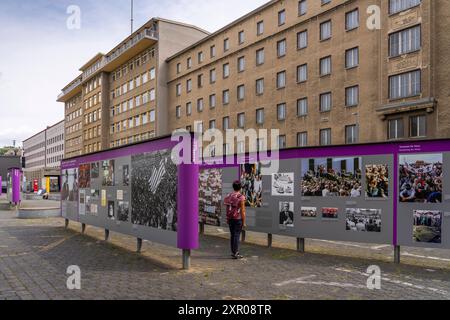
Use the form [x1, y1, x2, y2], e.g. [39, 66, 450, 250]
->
[79, 164, 91, 188]
[240, 163, 263, 208]
[301, 207, 317, 219]
[413, 210, 442, 244]
[199, 168, 223, 226]
[399, 154, 443, 203]
[301, 157, 362, 197]
[346, 208, 382, 232]
[365, 164, 389, 199]
[131, 149, 177, 231]
[322, 207, 339, 219]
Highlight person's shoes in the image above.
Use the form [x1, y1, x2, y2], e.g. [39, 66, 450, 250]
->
[232, 254, 244, 260]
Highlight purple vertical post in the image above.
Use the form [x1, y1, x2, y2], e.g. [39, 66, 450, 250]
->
[11, 168, 21, 204]
[0, 176, 2, 196]
[177, 163, 199, 250]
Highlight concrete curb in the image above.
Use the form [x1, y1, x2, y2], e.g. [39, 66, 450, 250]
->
[16, 208, 61, 219]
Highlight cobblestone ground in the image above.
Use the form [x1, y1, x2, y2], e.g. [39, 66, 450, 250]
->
[0, 209, 450, 300]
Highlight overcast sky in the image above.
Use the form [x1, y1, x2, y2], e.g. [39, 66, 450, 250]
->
[0, 0, 268, 147]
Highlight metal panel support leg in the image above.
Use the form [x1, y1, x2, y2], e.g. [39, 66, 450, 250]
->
[199, 223, 205, 235]
[394, 245, 401, 264]
[297, 238, 305, 253]
[81, 223, 86, 234]
[268, 234, 273, 248]
[65, 219, 69, 229]
[182, 249, 191, 270]
[137, 238, 143, 253]
[105, 229, 110, 241]
[241, 230, 246, 243]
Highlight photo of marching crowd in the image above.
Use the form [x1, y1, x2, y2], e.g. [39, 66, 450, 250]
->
[61, 168, 79, 202]
[240, 163, 263, 208]
[399, 154, 443, 203]
[322, 208, 339, 219]
[301, 207, 317, 219]
[301, 158, 362, 198]
[365, 165, 389, 199]
[413, 210, 442, 244]
[78, 164, 91, 189]
[346, 208, 382, 232]
[199, 169, 223, 226]
[131, 150, 178, 231]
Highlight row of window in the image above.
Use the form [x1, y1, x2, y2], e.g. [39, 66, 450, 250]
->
[111, 69, 156, 100]
[84, 142, 102, 154]
[83, 92, 102, 110]
[47, 155, 63, 165]
[111, 49, 155, 82]
[110, 90, 156, 118]
[110, 131, 156, 148]
[67, 122, 82, 135]
[46, 134, 64, 146]
[46, 144, 64, 155]
[66, 136, 82, 149]
[65, 94, 81, 110]
[110, 111, 156, 134]
[84, 125, 101, 141]
[84, 109, 102, 125]
[84, 75, 102, 95]
[67, 108, 83, 122]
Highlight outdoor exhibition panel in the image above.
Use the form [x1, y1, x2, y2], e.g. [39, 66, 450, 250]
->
[199, 139, 450, 250]
[61, 135, 199, 251]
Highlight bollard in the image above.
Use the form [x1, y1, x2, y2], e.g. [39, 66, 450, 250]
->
[137, 238, 143, 253]
[105, 229, 110, 241]
[81, 223, 86, 234]
[394, 245, 401, 264]
[297, 238, 305, 253]
[268, 234, 273, 248]
[182, 249, 191, 270]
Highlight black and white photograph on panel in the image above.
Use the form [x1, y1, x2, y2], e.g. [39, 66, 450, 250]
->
[301, 207, 317, 219]
[61, 168, 79, 202]
[346, 208, 382, 232]
[108, 201, 115, 220]
[91, 162, 100, 179]
[413, 210, 442, 244]
[399, 154, 443, 203]
[301, 157, 362, 197]
[272, 173, 294, 196]
[79, 190, 86, 216]
[279, 202, 294, 228]
[199, 168, 223, 226]
[322, 207, 339, 219]
[78, 164, 91, 189]
[90, 189, 99, 200]
[240, 163, 263, 207]
[123, 165, 130, 187]
[365, 164, 389, 199]
[131, 149, 178, 231]
[102, 160, 115, 187]
[117, 201, 130, 222]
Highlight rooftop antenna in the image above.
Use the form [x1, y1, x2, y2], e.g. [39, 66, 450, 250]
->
[131, 0, 134, 34]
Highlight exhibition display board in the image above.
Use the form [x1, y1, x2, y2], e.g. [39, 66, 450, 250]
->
[61, 136, 199, 254]
[199, 139, 450, 250]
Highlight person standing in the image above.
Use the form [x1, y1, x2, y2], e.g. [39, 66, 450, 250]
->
[224, 181, 247, 259]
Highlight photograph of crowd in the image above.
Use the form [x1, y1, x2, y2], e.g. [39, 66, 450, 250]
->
[85, 196, 98, 216]
[399, 154, 443, 203]
[240, 163, 263, 208]
[117, 201, 130, 222]
[279, 202, 294, 228]
[61, 168, 79, 202]
[365, 165, 389, 199]
[108, 201, 115, 220]
[301, 157, 362, 197]
[123, 165, 130, 187]
[346, 208, 382, 232]
[199, 169, 223, 226]
[78, 164, 91, 189]
[131, 150, 178, 231]
[91, 162, 100, 179]
[102, 160, 115, 187]
[301, 207, 317, 219]
[272, 173, 294, 197]
[322, 207, 339, 219]
[413, 210, 442, 243]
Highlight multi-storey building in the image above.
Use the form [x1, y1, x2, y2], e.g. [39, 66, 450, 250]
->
[57, 18, 209, 156]
[23, 121, 64, 191]
[167, 0, 450, 152]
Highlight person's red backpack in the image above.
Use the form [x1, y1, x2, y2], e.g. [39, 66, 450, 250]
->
[224, 192, 245, 222]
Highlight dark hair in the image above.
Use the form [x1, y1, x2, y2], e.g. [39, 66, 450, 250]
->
[232, 180, 242, 192]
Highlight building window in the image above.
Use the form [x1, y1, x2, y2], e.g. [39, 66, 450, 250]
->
[187, 57, 192, 69]
[389, 0, 421, 14]
[389, 70, 421, 99]
[345, 47, 359, 69]
[320, 92, 332, 112]
[278, 10, 286, 26]
[197, 98, 204, 112]
[237, 85, 245, 101]
[389, 25, 421, 57]
[297, 98, 308, 116]
[345, 9, 359, 31]
[320, 20, 332, 40]
[297, 132, 308, 147]
[277, 71, 286, 89]
[256, 108, 265, 125]
[277, 135, 287, 149]
[345, 85, 359, 107]
[209, 119, 216, 129]
[186, 102, 192, 116]
[237, 113, 245, 128]
[238, 31, 245, 44]
[210, 69, 216, 83]
[256, 78, 264, 95]
[176, 63, 181, 74]
[298, 0, 307, 16]
[223, 117, 230, 130]
[238, 56, 245, 72]
[277, 39, 286, 57]
[256, 48, 265, 65]
[410, 115, 426, 137]
[224, 38, 230, 51]
[210, 45, 216, 58]
[322, 0, 331, 4]
[223, 90, 230, 105]
[257, 21, 264, 35]
[198, 74, 204, 88]
[297, 64, 308, 82]
[345, 125, 358, 144]
[320, 128, 332, 146]
[297, 30, 308, 49]
[198, 51, 204, 63]
[186, 79, 192, 93]
[320, 56, 332, 76]
[277, 103, 286, 121]
[388, 118, 404, 140]
[209, 94, 216, 109]
[223, 63, 230, 78]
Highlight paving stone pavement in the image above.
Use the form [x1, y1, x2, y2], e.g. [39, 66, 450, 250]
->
[0, 209, 450, 300]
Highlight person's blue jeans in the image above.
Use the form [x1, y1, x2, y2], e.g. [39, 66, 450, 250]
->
[229, 219, 243, 255]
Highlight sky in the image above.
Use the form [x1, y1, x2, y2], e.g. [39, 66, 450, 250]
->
[0, 0, 268, 147]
